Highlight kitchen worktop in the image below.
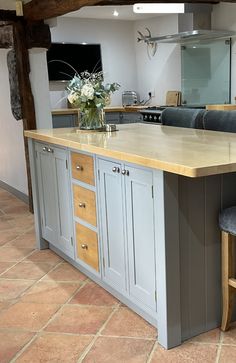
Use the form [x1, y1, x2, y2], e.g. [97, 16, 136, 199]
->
[25, 123, 236, 178]
[52, 106, 145, 115]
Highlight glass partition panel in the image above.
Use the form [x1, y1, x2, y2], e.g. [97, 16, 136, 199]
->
[181, 39, 231, 106]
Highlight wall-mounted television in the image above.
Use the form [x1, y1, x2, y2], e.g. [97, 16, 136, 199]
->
[46, 43, 103, 81]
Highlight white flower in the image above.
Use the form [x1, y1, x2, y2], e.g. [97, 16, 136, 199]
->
[68, 92, 78, 104]
[81, 84, 94, 100]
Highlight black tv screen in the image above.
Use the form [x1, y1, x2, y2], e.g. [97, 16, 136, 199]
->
[46, 43, 103, 81]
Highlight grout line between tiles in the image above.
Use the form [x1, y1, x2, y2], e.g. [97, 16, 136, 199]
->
[77, 303, 121, 363]
[146, 340, 158, 363]
[215, 330, 224, 363]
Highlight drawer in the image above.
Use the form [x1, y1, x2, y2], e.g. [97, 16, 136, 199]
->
[71, 152, 95, 185]
[76, 223, 99, 271]
[73, 184, 97, 227]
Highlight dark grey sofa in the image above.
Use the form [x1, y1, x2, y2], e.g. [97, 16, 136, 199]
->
[160, 108, 205, 129]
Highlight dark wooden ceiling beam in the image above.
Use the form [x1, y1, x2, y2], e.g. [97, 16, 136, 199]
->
[0, 10, 19, 22]
[24, 0, 101, 21]
[23, 0, 225, 22]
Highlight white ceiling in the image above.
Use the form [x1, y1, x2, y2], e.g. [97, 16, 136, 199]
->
[64, 5, 162, 21]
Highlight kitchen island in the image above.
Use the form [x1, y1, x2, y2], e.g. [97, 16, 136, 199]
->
[25, 124, 236, 349]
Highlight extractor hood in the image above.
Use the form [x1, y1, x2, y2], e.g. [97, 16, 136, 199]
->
[146, 4, 236, 44]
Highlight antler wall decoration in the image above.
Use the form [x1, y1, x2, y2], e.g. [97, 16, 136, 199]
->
[137, 28, 158, 59]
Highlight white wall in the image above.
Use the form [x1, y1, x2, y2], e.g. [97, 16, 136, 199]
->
[50, 17, 138, 107]
[0, 49, 28, 195]
[212, 3, 236, 103]
[29, 49, 53, 129]
[134, 15, 181, 105]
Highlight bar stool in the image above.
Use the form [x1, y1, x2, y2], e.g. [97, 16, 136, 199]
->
[219, 206, 236, 331]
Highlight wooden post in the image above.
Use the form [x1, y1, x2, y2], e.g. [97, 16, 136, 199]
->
[13, 20, 37, 213]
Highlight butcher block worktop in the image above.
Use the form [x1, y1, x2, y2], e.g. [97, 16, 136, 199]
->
[25, 123, 236, 178]
[51, 106, 144, 115]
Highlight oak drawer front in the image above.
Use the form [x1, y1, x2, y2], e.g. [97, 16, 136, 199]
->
[76, 223, 99, 271]
[73, 184, 97, 227]
[71, 152, 95, 185]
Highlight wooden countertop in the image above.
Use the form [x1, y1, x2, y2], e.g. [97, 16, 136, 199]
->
[206, 104, 236, 111]
[52, 106, 144, 115]
[25, 124, 236, 178]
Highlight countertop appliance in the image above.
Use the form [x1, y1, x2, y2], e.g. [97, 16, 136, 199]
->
[122, 91, 139, 107]
[139, 106, 166, 124]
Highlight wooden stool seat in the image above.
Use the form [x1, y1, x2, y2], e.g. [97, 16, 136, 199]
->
[219, 207, 236, 331]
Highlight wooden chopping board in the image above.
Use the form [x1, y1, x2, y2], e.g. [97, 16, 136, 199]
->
[166, 91, 181, 107]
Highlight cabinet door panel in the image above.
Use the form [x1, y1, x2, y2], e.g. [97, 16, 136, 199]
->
[54, 148, 73, 257]
[125, 166, 156, 310]
[98, 159, 127, 293]
[35, 143, 57, 245]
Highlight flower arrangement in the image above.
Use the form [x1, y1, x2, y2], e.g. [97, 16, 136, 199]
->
[67, 71, 120, 130]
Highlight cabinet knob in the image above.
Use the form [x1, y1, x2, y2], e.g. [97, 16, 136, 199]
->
[81, 244, 88, 250]
[121, 169, 129, 176]
[47, 148, 54, 153]
[79, 202, 86, 208]
[76, 165, 83, 171]
[112, 167, 120, 173]
[43, 147, 47, 152]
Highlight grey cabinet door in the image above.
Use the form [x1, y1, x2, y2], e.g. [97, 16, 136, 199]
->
[35, 143, 73, 257]
[125, 165, 157, 311]
[53, 148, 74, 258]
[98, 159, 127, 293]
[35, 143, 57, 245]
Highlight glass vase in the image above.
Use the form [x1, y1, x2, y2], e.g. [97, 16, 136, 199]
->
[79, 108, 105, 130]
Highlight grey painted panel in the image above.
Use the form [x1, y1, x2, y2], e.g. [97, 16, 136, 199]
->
[179, 177, 206, 338]
[154, 170, 181, 349]
[28, 139, 48, 250]
[98, 159, 127, 293]
[54, 148, 74, 258]
[126, 165, 156, 311]
[35, 143, 57, 245]
[205, 175, 222, 330]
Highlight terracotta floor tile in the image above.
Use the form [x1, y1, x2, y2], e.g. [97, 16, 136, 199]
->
[222, 321, 236, 345]
[0, 279, 34, 300]
[70, 281, 119, 306]
[0, 331, 34, 363]
[219, 345, 236, 363]
[0, 218, 12, 230]
[150, 342, 218, 363]
[102, 307, 157, 339]
[21, 281, 80, 304]
[9, 217, 34, 230]
[43, 262, 87, 282]
[0, 302, 60, 331]
[0, 247, 33, 262]
[2, 204, 29, 216]
[16, 333, 93, 363]
[26, 250, 63, 265]
[46, 305, 112, 334]
[189, 328, 221, 344]
[7, 232, 36, 249]
[0, 230, 19, 246]
[83, 336, 155, 363]
[0, 261, 15, 274]
[1, 261, 53, 280]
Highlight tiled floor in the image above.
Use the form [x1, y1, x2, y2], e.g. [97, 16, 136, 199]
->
[0, 188, 236, 362]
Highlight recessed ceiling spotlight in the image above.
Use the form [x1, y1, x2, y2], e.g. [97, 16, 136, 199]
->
[133, 3, 185, 14]
[82, 42, 87, 45]
[113, 9, 119, 17]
